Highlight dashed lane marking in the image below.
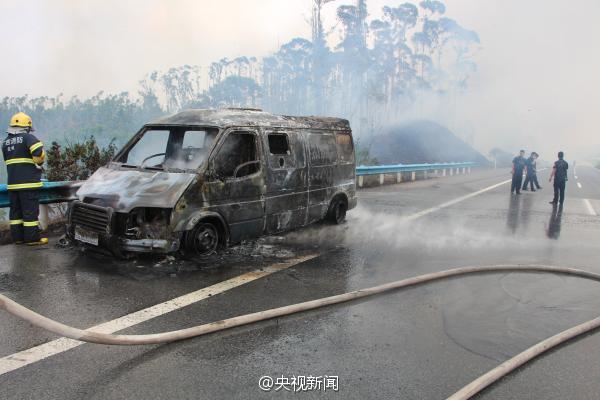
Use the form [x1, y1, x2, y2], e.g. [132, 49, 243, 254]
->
[404, 179, 512, 221]
[583, 199, 597, 216]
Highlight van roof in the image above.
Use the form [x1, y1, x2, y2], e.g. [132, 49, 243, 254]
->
[149, 108, 351, 132]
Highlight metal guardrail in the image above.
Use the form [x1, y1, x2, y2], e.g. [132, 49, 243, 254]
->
[0, 181, 81, 208]
[355, 162, 476, 176]
[0, 162, 476, 208]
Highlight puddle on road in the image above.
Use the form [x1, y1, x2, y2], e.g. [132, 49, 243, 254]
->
[441, 273, 600, 361]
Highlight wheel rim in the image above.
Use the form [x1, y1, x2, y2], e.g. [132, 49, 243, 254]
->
[193, 224, 218, 255]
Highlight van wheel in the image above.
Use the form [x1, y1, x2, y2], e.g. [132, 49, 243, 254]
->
[326, 197, 347, 224]
[185, 222, 220, 257]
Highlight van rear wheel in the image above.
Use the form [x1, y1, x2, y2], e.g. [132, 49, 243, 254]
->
[185, 222, 220, 257]
[326, 197, 347, 224]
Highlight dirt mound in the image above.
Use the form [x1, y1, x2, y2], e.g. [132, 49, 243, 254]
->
[369, 120, 489, 165]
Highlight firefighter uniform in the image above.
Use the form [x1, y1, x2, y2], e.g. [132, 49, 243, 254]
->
[2, 112, 48, 245]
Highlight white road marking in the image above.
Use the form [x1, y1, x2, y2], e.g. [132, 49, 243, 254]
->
[583, 199, 597, 216]
[577, 182, 583, 189]
[404, 179, 512, 221]
[0, 254, 318, 376]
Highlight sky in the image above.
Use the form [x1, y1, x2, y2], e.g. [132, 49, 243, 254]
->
[1, 0, 599, 158]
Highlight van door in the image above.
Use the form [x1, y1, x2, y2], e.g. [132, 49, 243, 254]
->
[209, 129, 265, 243]
[263, 130, 308, 233]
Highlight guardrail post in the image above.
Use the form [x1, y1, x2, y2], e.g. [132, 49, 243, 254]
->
[462, 167, 466, 174]
[443, 169, 447, 177]
[468, 166, 471, 174]
[411, 171, 416, 181]
[39, 204, 49, 230]
[379, 174, 385, 185]
[434, 169, 438, 177]
[358, 176, 364, 188]
[396, 173, 402, 183]
[449, 168, 454, 176]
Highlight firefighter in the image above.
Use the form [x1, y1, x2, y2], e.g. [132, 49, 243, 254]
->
[2, 112, 48, 245]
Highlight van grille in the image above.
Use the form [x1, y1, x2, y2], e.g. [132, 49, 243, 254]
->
[71, 202, 111, 233]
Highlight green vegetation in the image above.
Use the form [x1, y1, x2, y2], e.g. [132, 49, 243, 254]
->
[46, 136, 117, 181]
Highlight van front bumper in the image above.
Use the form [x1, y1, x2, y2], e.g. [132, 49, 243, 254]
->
[120, 238, 180, 253]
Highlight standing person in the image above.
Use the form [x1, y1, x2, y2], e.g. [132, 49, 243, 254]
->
[549, 151, 569, 206]
[1, 112, 48, 245]
[522, 152, 541, 191]
[531, 152, 542, 190]
[511, 150, 527, 195]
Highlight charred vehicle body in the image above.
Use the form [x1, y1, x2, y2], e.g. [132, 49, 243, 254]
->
[67, 108, 357, 258]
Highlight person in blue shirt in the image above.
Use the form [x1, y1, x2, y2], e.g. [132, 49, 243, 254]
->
[549, 151, 569, 206]
[511, 150, 527, 195]
[522, 152, 541, 191]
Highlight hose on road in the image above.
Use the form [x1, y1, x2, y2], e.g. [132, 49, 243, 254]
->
[2, 264, 600, 399]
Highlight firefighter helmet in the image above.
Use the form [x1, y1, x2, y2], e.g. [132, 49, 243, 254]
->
[9, 112, 33, 128]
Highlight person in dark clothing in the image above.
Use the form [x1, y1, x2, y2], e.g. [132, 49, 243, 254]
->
[522, 152, 541, 191]
[1, 112, 48, 245]
[549, 151, 569, 205]
[511, 150, 527, 194]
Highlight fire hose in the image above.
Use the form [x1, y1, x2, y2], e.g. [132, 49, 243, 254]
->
[2, 264, 600, 399]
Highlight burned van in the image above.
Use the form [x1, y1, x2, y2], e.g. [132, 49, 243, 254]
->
[67, 108, 357, 258]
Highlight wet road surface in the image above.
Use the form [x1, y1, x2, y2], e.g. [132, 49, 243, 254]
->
[1, 166, 600, 399]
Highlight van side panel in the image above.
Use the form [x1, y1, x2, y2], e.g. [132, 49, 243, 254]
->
[263, 129, 309, 233]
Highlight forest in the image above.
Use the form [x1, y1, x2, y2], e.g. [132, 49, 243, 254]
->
[0, 0, 479, 182]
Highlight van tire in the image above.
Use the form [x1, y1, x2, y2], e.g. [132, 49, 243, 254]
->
[326, 197, 347, 224]
[184, 222, 220, 258]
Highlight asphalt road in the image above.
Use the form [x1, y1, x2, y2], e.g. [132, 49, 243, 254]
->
[1, 165, 600, 399]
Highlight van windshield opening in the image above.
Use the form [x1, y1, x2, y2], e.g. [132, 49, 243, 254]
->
[118, 127, 218, 171]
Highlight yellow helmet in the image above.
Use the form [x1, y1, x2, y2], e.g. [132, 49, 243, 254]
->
[9, 112, 33, 128]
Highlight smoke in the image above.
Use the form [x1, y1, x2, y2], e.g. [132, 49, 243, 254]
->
[1, 0, 599, 160]
[282, 204, 533, 255]
[344, 205, 525, 251]
[396, 0, 600, 161]
[318, 0, 600, 160]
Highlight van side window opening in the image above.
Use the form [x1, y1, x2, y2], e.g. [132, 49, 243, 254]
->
[268, 134, 289, 155]
[267, 132, 299, 169]
[336, 132, 354, 163]
[308, 133, 337, 166]
[214, 132, 259, 178]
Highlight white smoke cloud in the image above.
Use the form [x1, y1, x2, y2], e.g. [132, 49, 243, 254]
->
[1, 0, 599, 159]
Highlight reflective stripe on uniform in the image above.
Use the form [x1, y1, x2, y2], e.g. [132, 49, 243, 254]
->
[7, 182, 43, 190]
[23, 221, 39, 227]
[9, 219, 23, 225]
[5, 158, 35, 165]
[29, 142, 43, 153]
